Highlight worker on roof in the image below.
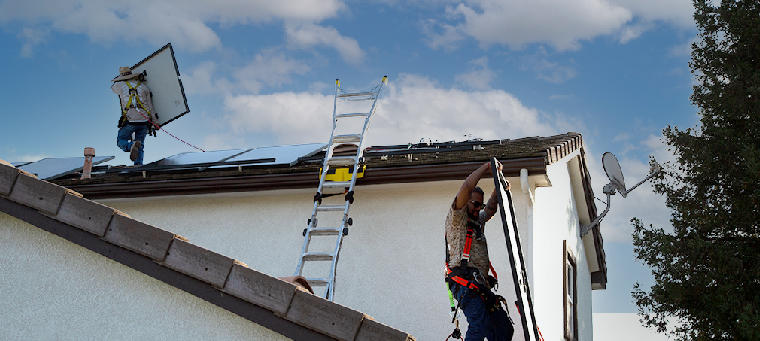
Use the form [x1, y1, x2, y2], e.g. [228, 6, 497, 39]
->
[112, 66, 157, 165]
[446, 162, 513, 340]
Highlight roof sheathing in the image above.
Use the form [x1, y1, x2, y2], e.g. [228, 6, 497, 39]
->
[0, 160, 414, 341]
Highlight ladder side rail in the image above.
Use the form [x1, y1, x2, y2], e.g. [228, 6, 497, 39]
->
[316, 79, 341, 195]
[327, 232, 346, 301]
[294, 233, 310, 276]
[345, 81, 385, 194]
[332, 79, 340, 131]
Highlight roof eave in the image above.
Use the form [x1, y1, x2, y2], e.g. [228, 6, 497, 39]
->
[60, 157, 550, 200]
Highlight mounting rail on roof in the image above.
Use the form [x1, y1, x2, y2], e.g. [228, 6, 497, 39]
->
[105, 157, 277, 174]
[297, 139, 505, 162]
[363, 139, 503, 156]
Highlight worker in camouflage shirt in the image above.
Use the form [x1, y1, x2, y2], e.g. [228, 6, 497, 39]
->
[446, 161, 513, 341]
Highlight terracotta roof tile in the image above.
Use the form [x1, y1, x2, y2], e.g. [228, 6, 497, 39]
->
[0, 159, 415, 341]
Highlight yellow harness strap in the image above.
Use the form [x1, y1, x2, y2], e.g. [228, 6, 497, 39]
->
[122, 80, 152, 121]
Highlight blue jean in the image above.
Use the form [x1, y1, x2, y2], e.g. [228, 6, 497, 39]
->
[455, 286, 513, 341]
[117, 124, 148, 165]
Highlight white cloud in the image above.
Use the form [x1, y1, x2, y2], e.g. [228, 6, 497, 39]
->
[423, 19, 466, 51]
[437, 0, 632, 51]
[0, 0, 345, 53]
[425, 0, 694, 51]
[223, 92, 334, 144]
[234, 49, 311, 93]
[372, 74, 559, 145]
[455, 57, 497, 90]
[182, 61, 235, 96]
[618, 22, 653, 43]
[183, 50, 310, 97]
[521, 48, 578, 83]
[220, 73, 560, 147]
[608, 0, 694, 28]
[17, 27, 48, 58]
[285, 22, 364, 64]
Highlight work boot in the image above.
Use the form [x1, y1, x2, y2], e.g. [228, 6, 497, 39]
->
[130, 141, 141, 161]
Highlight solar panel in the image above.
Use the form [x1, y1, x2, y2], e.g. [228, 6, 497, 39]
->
[222, 143, 326, 167]
[17, 156, 115, 180]
[153, 148, 251, 167]
[126, 43, 189, 127]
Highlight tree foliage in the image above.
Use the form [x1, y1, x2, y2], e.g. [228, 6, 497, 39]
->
[632, 0, 760, 340]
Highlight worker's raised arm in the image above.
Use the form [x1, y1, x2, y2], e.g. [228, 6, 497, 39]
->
[453, 162, 492, 210]
[482, 162, 506, 220]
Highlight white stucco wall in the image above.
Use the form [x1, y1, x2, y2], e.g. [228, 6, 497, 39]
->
[0, 211, 290, 341]
[531, 157, 594, 341]
[91, 161, 596, 341]
[97, 177, 534, 340]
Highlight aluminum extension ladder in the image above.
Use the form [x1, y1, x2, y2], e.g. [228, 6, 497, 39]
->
[294, 76, 388, 300]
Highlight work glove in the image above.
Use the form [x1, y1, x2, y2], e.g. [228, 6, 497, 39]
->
[487, 275, 498, 291]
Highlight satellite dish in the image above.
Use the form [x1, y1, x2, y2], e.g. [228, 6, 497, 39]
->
[581, 152, 663, 237]
[602, 152, 627, 197]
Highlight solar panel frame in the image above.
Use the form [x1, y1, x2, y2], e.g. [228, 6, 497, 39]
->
[17, 156, 115, 180]
[219, 143, 326, 168]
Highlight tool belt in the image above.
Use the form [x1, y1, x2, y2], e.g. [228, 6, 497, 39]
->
[446, 265, 503, 314]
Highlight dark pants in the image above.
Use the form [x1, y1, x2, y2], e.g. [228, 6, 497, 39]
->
[117, 123, 148, 165]
[455, 286, 513, 341]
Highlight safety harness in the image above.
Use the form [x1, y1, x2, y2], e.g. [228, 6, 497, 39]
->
[119, 80, 153, 127]
[445, 218, 503, 340]
[445, 218, 499, 300]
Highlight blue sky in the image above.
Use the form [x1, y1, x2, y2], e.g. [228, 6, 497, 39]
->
[1, 0, 698, 337]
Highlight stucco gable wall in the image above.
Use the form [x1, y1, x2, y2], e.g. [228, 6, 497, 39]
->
[532, 159, 594, 341]
[0, 211, 290, 341]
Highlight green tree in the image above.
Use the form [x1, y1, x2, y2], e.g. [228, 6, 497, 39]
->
[632, 0, 760, 340]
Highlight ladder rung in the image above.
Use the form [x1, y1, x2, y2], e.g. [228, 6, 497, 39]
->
[307, 228, 341, 236]
[335, 113, 369, 119]
[305, 278, 330, 286]
[316, 204, 345, 212]
[302, 253, 335, 261]
[332, 134, 362, 144]
[337, 92, 374, 98]
[322, 181, 351, 188]
[327, 156, 357, 166]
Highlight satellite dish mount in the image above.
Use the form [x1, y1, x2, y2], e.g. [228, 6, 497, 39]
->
[580, 152, 662, 237]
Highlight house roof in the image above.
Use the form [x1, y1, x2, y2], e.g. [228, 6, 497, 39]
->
[53, 132, 586, 199]
[24, 131, 607, 289]
[49, 132, 607, 289]
[0, 159, 415, 341]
